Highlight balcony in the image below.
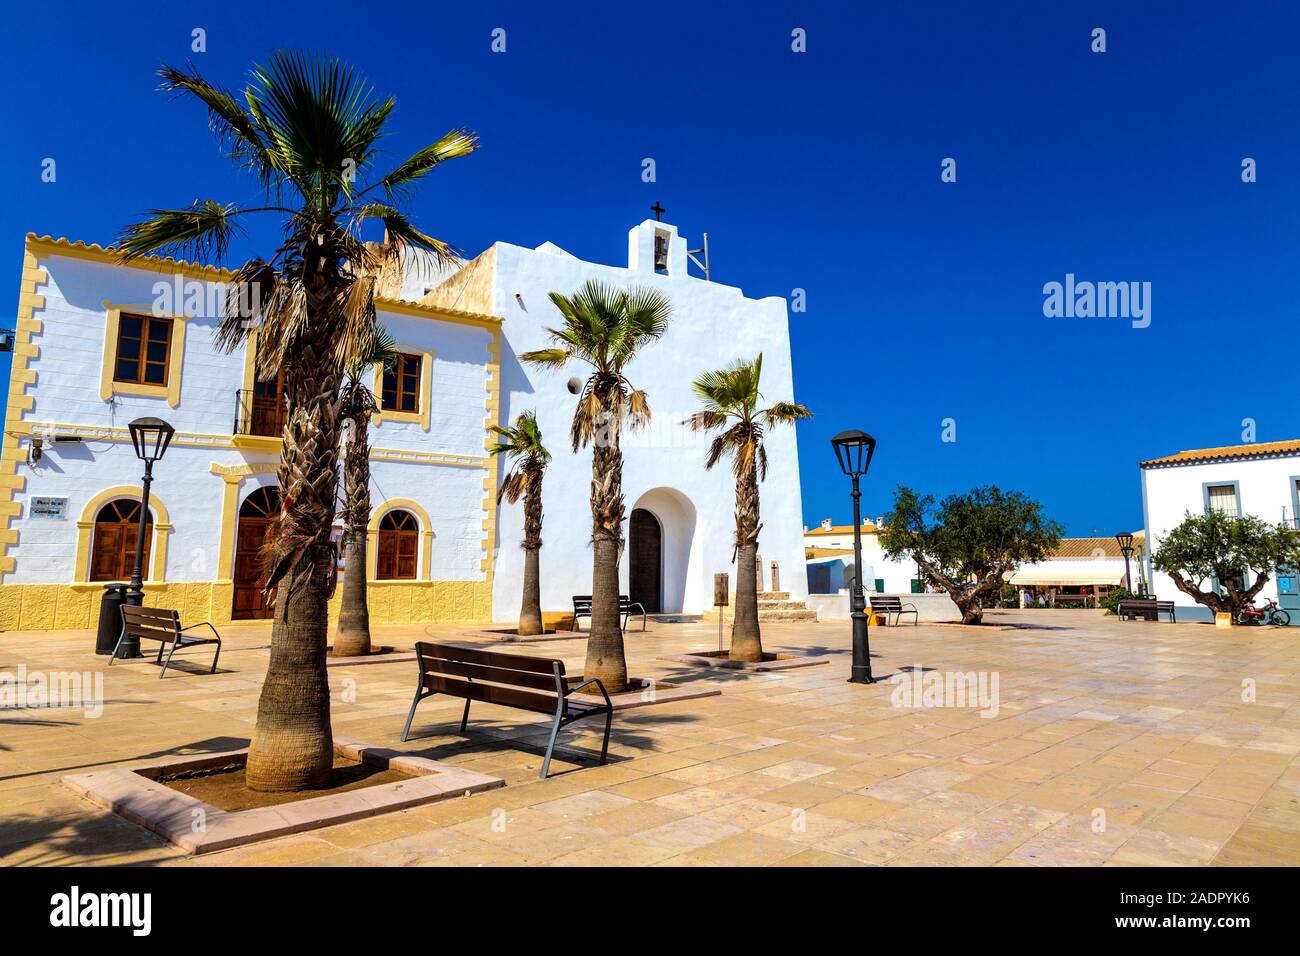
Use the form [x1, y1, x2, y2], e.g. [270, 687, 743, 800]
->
[233, 388, 286, 447]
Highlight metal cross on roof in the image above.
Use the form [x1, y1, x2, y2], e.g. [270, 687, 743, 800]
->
[650, 201, 665, 221]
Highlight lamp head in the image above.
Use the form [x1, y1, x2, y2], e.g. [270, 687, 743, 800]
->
[128, 417, 175, 463]
[831, 429, 877, 478]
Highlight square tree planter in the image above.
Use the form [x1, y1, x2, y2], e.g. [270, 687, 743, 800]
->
[63, 737, 503, 854]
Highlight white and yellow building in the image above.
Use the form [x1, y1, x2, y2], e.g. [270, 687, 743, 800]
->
[1, 217, 809, 630]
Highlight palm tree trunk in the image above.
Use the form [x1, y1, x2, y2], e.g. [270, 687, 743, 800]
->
[245, 320, 340, 792]
[334, 405, 372, 657]
[335, 527, 370, 655]
[247, 557, 335, 790]
[730, 465, 763, 661]
[587, 389, 628, 692]
[517, 472, 544, 636]
[519, 546, 543, 636]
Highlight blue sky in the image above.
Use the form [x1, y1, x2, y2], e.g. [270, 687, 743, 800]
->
[3, 1, 1297, 536]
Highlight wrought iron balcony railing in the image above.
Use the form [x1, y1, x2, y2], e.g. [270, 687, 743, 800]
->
[233, 389, 286, 439]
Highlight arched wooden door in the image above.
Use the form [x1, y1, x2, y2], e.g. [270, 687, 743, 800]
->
[628, 508, 662, 613]
[89, 499, 152, 581]
[376, 509, 419, 580]
[233, 486, 280, 620]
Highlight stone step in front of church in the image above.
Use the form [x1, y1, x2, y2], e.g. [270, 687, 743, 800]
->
[757, 591, 818, 622]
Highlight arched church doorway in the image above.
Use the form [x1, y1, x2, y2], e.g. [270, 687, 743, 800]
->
[629, 508, 663, 613]
[627, 488, 701, 614]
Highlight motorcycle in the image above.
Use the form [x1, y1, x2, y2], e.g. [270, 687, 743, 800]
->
[1236, 599, 1292, 627]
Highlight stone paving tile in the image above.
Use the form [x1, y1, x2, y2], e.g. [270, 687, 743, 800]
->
[5, 611, 1300, 866]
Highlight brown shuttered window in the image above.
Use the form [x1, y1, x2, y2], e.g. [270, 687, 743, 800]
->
[381, 352, 421, 413]
[114, 313, 173, 386]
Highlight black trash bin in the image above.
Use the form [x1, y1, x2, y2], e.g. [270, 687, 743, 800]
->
[95, 583, 142, 656]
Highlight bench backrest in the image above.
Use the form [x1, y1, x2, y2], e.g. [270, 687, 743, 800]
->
[870, 596, 902, 610]
[120, 604, 181, 641]
[573, 595, 636, 612]
[414, 642, 567, 716]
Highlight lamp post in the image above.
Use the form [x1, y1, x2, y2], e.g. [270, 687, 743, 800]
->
[117, 417, 175, 659]
[1115, 532, 1135, 595]
[831, 429, 877, 684]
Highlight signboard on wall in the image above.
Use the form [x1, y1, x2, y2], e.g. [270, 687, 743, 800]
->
[29, 496, 69, 520]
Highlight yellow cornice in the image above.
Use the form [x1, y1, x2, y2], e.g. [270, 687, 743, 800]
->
[25, 234, 503, 330]
[26, 233, 235, 280]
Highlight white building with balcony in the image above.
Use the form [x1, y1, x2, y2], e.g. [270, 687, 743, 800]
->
[0, 218, 808, 631]
[1140, 439, 1300, 624]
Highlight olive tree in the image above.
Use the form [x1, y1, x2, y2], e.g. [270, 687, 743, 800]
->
[1152, 510, 1300, 618]
[879, 485, 1063, 624]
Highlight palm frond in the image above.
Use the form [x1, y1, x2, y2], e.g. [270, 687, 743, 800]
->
[519, 347, 571, 369]
[682, 410, 728, 431]
[116, 200, 245, 262]
[763, 401, 813, 426]
[352, 203, 457, 266]
[245, 51, 392, 208]
[158, 63, 277, 191]
[375, 129, 480, 197]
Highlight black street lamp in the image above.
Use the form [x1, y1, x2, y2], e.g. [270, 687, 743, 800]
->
[831, 429, 877, 684]
[1115, 532, 1135, 595]
[116, 417, 175, 659]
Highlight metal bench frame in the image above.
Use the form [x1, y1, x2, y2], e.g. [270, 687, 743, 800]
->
[571, 594, 647, 633]
[870, 595, 919, 626]
[111, 604, 223, 679]
[401, 641, 614, 779]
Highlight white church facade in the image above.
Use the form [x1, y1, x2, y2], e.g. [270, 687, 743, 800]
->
[0, 219, 808, 631]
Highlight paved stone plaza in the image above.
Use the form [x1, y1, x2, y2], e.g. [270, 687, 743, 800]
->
[2, 609, 1298, 866]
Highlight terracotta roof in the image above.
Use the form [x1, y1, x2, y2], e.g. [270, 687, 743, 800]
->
[1050, 534, 1144, 559]
[1140, 439, 1300, 468]
[805, 547, 855, 560]
[805, 523, 880, 536]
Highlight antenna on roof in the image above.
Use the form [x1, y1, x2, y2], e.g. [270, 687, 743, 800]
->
[687, 233, 710, 281]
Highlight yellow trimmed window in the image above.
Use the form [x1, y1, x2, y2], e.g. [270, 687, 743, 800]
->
[382, 352, 422, 414]
[114, 313, 173, 387]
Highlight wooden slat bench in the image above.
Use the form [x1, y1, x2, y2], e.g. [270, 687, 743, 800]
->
[1052, 592, 1093, 607]
[1117, 599, 1176, 622]
[111, 604, 223, 679]
[869, 595, 918, 626]
[401, 642, 614, 779]
[571, 594, 648, 633]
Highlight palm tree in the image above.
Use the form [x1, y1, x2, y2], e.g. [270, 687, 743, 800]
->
[490, 411, 551, 636]
[685, 354, 811, 662]
[520, 280, 672, 692]
[117, 53, 477, 791]
[333, 329, 399, 658]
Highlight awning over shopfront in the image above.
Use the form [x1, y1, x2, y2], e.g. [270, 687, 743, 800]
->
[1009, 571, 1124, 587]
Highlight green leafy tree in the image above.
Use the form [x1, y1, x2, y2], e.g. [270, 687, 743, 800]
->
[118, 52, 477, 791]
[334, 329, 399, 658]
[1151, 510, 1300, 618]
[880, 486, 1063, 624]
[684, 354, 810, 661]
[520, 280, 672, 692]
[490, 411, 551, 636]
